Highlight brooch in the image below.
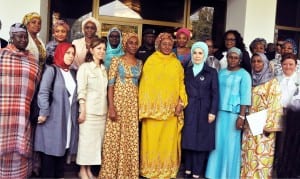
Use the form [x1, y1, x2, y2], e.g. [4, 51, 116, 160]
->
[199, 76, 205, 81]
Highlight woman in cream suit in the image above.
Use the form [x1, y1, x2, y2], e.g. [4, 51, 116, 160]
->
[76, 37, 108, 179]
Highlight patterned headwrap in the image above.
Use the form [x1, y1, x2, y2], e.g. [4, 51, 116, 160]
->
[9, 23, 27, 38]
[81, 17, 100, 33]
[176, 28, 191, 41]
[251, 52, 274, 86]
[284, 38, 298, 54]
[52, 19, 70, 32]
[53, 42, 75, 71]
[122, 32, 138, 50]
[22, 12, 41, 25]
[227, 47, 243, 59]
[155, 32, 174, 50]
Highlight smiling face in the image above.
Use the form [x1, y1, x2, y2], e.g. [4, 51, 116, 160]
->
[12, 31, 29, 50]
[90, 42, 106, 61]
[176, 33, 189, 48]
[251, 55, 264, 73]
[159, 38, 173, 55]
[26, 17, 41, 34]
[63, 47, 75, 65]
[192, 48, 205, 64]
[282, 58, 297, 76]
[125, 36, 139, 55]
[53, 25, 68, 42]
[225, 33, 236, 49]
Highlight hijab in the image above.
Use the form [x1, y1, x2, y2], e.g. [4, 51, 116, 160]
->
[191, 41, 208, 76]
[252, 52, 274, 86]
[53, 42, 75, 71]
[104, 27, 124, 69]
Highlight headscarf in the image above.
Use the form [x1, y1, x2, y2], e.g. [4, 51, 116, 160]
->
[22, 12, 41, 25]
[227, 47, 242, 59]
[104, 27, 124, 69]
[284, 38, 298, 54]
[9, 23, 27, 38]
[81, 17, 100, 33]
[155, 32, 174, 51]
[53, 42, 75, 71]
[52, 19, 70, 32]
[176, 28, 191, 41]
[251, 52, 274, 86]
[122, 32, 138, 50]
[191, 41, 208, 76]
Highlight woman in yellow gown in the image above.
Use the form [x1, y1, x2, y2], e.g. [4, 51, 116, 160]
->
[139, 32, 188, 178]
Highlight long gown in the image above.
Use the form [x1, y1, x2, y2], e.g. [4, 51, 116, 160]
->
[241, 78, 282, 178]
[205, 68, 252, 179]
[99, 57, 142, 179]
[139, 51, 188, 178]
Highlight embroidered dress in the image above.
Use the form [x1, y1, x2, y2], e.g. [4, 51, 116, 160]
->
[139, 51, 187, 178]
[99, 57, 142, 179]
[241, 78, 282, 178]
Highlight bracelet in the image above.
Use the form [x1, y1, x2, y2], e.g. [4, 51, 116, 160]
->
[79, 99, 85, 104]
[238, 115, 245, 120]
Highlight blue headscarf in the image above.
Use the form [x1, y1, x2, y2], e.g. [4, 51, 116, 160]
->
[191, 41, 208, 76]
[284, 38, 298, 55]
[104, 27, 124, 69]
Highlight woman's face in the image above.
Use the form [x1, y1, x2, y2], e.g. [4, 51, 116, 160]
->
[227, 52, 240, 69]
[159, 38, 173, 55]
[176, 33, 188, 48]
[53, 25, 68, 43]
[63, 47, 75, 65]
[225, 33, 236, 49]
[90, 43, 106, 61]
[12, 32, 29, 50]
[26, 17, 41, 34]
[125, 36, 139, 55]
[251, 55, 264, 73]
[108, 31, 121, 48]
[83, 22, 97, 38]
[253, 43, 265, 54]
[192, 48, 205, 64]
[282, 58, 297, 76]
[281, 42, 294, 55]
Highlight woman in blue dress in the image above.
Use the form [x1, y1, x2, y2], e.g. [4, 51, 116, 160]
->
[182, 42, 219, 178]
[205, 47, 252, 179]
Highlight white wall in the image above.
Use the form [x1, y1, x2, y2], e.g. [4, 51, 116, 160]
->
[0, 0, 49, 43]
[226, 0, 277, 53]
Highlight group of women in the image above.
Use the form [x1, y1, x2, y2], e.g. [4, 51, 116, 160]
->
[1, 11, 299, 179]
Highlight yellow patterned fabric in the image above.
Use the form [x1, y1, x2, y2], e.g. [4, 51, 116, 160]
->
[139, 51, 187, 120]
[139, 50, 187, 178]
[99, 57, 142, 179]
[241, 78, 283, 178]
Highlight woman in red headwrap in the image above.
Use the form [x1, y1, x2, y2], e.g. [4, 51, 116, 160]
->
[173, 27, 192, 69]
[34, 42, 79, 178]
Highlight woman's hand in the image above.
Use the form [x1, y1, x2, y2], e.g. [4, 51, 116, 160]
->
[236, 116, 244, 130]
[37, 116, 47, 124]
[208, 113, 215, 123]
[77, 111, 86, 124]
[175, 103, 184, 116]
[108, 106, 118, 121]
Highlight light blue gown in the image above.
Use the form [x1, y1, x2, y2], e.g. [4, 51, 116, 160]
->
[205, 68, 251, 179]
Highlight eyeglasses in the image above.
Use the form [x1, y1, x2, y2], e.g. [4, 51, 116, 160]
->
[225, 38, 236, 42]
[109, 35, 120, 39]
